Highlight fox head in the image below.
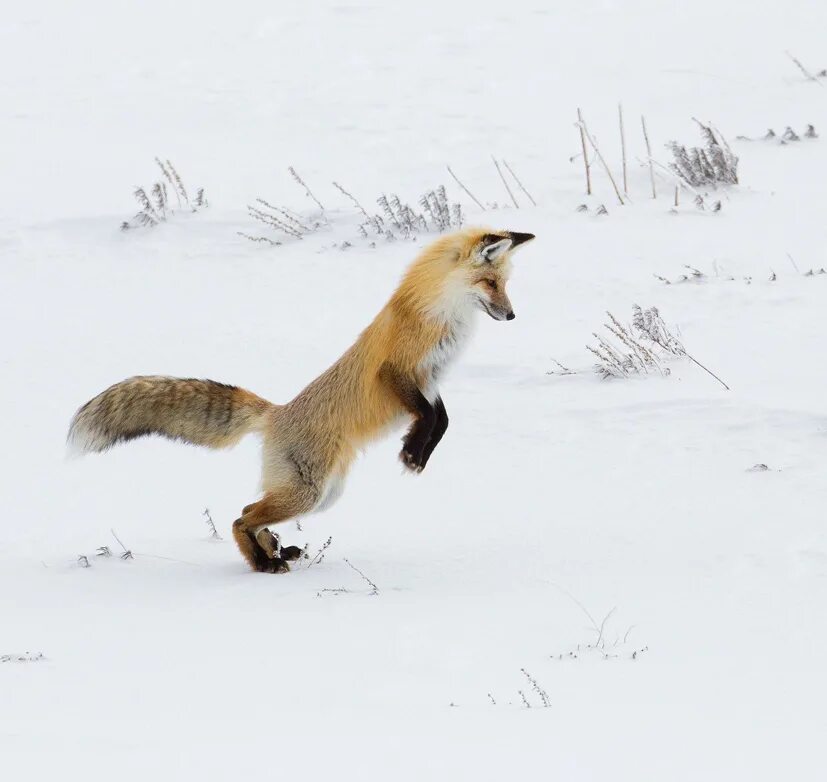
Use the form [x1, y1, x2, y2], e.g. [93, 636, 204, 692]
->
[396, 227, 535, 325]
[450, 228, 535, 321]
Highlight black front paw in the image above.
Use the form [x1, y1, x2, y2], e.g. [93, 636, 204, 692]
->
[400, 443, 425, 473]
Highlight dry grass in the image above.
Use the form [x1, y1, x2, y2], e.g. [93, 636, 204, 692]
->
[121, 159, 207, 230]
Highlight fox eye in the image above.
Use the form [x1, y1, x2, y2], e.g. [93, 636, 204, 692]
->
[485, 279, 498, 291]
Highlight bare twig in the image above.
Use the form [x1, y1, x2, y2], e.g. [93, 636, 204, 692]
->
[203, 508, 222, 540]
[237, 232, 281, 246]
[785, 51, 824, 87]
[594, 607, 617, 648]
[446, 166, 484, 211]
[165, 160, 189, 206]
[641, 116, 656, 199]
[577, 116, 625, 205]
[333, 181, 370, 218]
[619, 103, 628, 195]
[306, 536, 332, 568]
[111, 529, 133, 560]
[288, 166, 326, 212]
[786, 253, 801, 274]
[343, 558, 379, 595]
[520, 668, 551, 707]
[576, 108, 592, 196]
[492, 156, 519, 208]
[682, 352, 730, 390]
[155, 157, 181, 208]
[502, 160, 537, 206]
[547, 358, 576, 376]
[632, 305, 730, 390]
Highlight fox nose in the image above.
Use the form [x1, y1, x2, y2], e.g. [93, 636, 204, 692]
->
[506, 311, 515, 321]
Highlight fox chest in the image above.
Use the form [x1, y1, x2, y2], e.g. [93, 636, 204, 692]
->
[418, 319, 473, 401]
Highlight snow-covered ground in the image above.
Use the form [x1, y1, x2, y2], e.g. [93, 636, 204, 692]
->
[2, 1, 826, 778]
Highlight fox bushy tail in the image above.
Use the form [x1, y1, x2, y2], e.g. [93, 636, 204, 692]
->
[68, 375, 275, 454]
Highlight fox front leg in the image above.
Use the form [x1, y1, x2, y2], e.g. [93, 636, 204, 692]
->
[401, 412, 437, 472]
[418, 396, 448, 470]
[379, 363, 437, 473]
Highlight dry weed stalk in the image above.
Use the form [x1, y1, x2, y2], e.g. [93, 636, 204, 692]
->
[446, 165, 485, 210]
[343, 558, 379, 595]
[619, 103, 628, 195]
[503, 160, 537, 206]
[576, 108, 592, 196]
[785, 51, 825, 86]
[576, 114, 626, 205]
[333, 181, 371, 219]
[641, 116, 656, 198]
[288, 166, 326, 212]
[520, 669, 551, 708]
[122, 159, 206, 230]
[492, 156, 519, 208]
[587, 306, 730, 390]
[203, 508, 222, 540]
[306, 536, 333, 568]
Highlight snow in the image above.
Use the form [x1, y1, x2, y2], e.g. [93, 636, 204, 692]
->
[2, 1, 827, 778]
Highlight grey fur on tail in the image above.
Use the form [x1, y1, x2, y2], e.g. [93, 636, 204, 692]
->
[68, 375, 273, 454]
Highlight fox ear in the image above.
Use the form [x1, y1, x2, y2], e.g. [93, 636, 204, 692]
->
[480, 237, 513, 263]
[508, 231, 535, 248]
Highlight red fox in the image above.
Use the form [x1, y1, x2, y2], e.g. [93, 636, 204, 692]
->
[68, 227, 535, 572]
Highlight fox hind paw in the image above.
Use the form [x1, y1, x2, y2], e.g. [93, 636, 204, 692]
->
[263, 557, 290, 574]
[280, 545, 303, 561]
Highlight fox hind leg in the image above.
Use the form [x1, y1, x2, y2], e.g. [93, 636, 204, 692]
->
[253, 528, 305, 562]
[233, 485, 316, 573]
[255, 528, 281, 558]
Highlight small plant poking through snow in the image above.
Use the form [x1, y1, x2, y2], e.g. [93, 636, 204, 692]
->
[520, 669, 551, 707]
[111, 528, 134, 560]
[242, 175, 463, 246]
[343, 558, 379, 595]
[315, 557, 380, 597]
[547, 590, 649, 662]
[306, 536, 333, 568]
[654, 263, 754, 285]
[203, 508, 222, 541]
[586, 306, 730, 390]
[668, 120, 738, 187]
[361, 185, 463, 240]
[121, 159, 207, 230]
[2, 652, 45, 664]
[736, 124, 818, 144]
[588, 310, 670, 380]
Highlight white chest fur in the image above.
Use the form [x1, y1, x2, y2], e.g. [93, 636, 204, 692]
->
[419, 297, 476, 402]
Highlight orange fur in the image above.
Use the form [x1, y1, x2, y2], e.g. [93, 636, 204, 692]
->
[68, 227, 534, 571]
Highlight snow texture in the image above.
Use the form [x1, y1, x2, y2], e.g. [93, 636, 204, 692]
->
[2, 1, 826, 779]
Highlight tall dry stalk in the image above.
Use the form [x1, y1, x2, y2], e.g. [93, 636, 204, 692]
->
[577, 108, 592, 196]
[288, 166, 326, 212]
[785, 51, 824, 86]
[446, 165, 484, 210]
[641, 116, 656, 199]
[577, 115, 626, 205]
[619, 103, 628, 196]
[503, 160, 537, 206]
[492, 156, 519, 208]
